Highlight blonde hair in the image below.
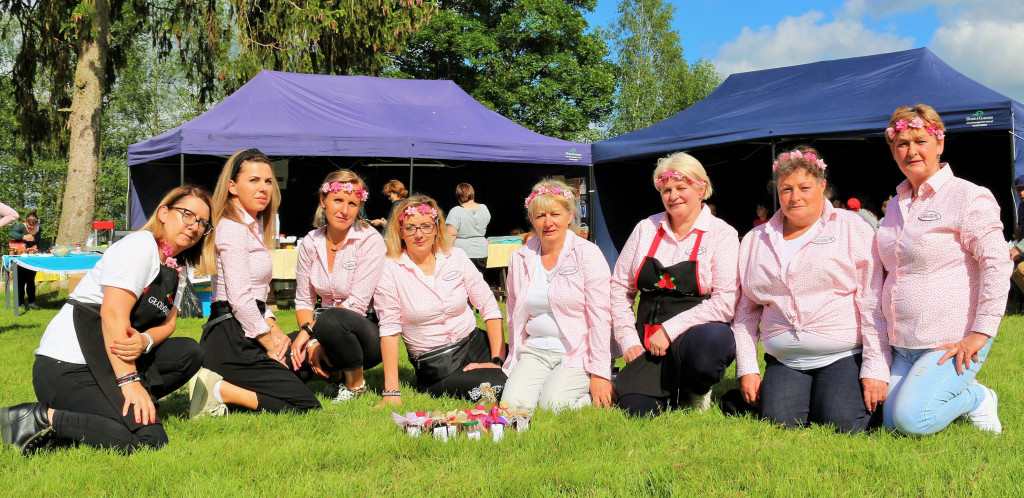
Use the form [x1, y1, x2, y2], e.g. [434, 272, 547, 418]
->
[383, 194, 452, 259]
[314, 169, 370, 230]
[199, 149, 280, 275]
[885, 104, 946, 145]
[773, 145, 827, 185]
[652, 152, 713, 200]
[525, 178, 576, 220]
[139, 185, 213, 268]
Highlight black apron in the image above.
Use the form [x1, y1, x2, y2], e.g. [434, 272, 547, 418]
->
[71, 264, 180, 431]
[615, 227, 708, 398]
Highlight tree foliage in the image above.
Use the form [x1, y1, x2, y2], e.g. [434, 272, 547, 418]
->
[392, 0, 615, 141]
[604, 0, 721, 137]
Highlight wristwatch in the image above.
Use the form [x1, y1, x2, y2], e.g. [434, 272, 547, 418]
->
[300, 322, 313, 334]
[491, 357, 503, 366]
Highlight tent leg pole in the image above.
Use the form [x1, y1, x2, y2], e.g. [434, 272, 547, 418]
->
[588, 164, 595, 241]
[409, 157, 414, 192]
[179, 153, 185, 186]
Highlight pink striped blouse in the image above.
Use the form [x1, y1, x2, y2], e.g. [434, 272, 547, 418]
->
[504, 231, 613, 380]
[610, 206, 740, 356]
[294, 225, 385, 316]
[876, 165, 1011, 349]
[374, 247, 502, 357]
[733, 202, 891, 382]
[212, 206, 275, 338]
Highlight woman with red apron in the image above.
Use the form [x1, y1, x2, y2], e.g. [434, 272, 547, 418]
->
[1, 186, 212, 454]
[611, 152, 740, 417]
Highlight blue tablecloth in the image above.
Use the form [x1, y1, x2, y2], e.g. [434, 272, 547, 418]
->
[3, 254, 102, 274]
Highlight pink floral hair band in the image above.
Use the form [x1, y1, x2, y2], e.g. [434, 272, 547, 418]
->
[772, 150, 827, 172]
[399, 204, 438, 221]
[654, 171, 708, 188]
[885, 117, 945, 141]
[524, 186, 574, 208]
[321, 181, 369, 202]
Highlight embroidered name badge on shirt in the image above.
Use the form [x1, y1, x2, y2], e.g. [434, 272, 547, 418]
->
[558, 266, 580, 276]
[811, 236, 836, 244]
[918, 211, 942, 221]
[341, 260, 358, 270]
[442, 270, 461, 281]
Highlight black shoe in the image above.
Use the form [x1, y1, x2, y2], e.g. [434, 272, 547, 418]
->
[1, 403, 55, 455]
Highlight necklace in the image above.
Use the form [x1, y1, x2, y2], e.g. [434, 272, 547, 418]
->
[326, 229, 348, 252]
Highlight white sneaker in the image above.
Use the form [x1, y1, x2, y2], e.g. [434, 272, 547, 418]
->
[967, 384, 1001, 434]
[690, 390, 713, 412]
[189, 368, 228, 420]
[331, 381, 366, 404]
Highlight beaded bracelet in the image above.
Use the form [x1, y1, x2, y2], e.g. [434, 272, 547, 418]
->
[306, 338, 320, 352]
[116, 371, 141, 387]
[381, 390, 402, 397]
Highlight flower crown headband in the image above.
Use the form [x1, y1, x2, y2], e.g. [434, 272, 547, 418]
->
[524, 185, 574, 208]
[772, 150, 827, 172]
[321, 181, 369, 201]
[885, 117, 945, 141]
[654, 171, 708, 188]
[398, 203, 438, 221]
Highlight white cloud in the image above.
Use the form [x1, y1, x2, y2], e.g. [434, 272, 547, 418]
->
[713, 11, 914, 75]
[929, 18, 1024, 102]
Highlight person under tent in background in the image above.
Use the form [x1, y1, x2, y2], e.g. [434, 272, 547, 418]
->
[446, 183, 491, 273]
[370, 180, 409, 229]
[9, 210, 46, 310]
[846, 197, 879, 231]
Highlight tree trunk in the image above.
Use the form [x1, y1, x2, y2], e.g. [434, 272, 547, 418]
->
[57, 0, 111, 245]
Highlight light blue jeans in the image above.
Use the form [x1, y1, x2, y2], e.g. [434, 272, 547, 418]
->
[883, 338, 992, 435]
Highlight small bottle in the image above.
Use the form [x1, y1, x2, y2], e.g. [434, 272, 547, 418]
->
[74, 243, 83, 254]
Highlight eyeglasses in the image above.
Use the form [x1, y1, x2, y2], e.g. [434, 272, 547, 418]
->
[401, 223, 435, 236]
[170, 206, 214, 236]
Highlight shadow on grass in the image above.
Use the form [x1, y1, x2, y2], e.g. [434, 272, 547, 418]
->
[0, 323, 35, 335]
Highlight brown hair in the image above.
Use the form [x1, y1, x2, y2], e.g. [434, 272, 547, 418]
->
[381, 179, 409, 200]
[455, 183, 475, 204]
[773, 145, 828, 185]
[383, 194, 452, 259]
[885, 104, 946, 145]
[140, 185, 213, 268]
[199, 148, 280, 275]
[314, 169, 370, 230]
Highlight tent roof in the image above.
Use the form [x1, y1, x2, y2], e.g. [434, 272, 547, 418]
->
[128, 71, 589, 166]
[593, 48, 1024, 168]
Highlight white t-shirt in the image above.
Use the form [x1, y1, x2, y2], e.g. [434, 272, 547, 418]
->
[779, 228, 817, 283]
[762, 330, 861, 370]
[524, 258, 569, 352]
[36, 231, 185, 364]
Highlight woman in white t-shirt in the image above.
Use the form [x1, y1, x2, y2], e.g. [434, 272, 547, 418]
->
[0, 186, 213, 455]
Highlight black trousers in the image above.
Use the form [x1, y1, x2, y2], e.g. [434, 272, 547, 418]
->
[413, 329, 507, 401]
[201, 312, 321, 414]
[617, 322, 736, 417]
[17, 266, 36, 304]
[32, 337, 203, 454]
[760, 353, 872, 434]
[310, 308, 382, 373]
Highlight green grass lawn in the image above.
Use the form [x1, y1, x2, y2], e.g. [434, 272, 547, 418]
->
[2, 283, 1023, 495]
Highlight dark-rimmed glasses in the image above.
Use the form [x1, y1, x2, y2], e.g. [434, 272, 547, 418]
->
[401, 223, 435, 236]
[170, 206, 214, 236]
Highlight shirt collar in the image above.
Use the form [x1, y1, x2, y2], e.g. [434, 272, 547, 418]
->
[764, 196, 835, 236]
[233, 202, 258, 228]
[657, 204, 712, 237]
[896, 163, 954, 199]
[312, 223, 372, 246]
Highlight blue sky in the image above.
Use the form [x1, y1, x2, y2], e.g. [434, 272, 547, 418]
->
[585, 0, 1024, 102]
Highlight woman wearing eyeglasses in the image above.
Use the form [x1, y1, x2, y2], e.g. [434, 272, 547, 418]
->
[374, 195, 506, 405]
[1, 186, 211, 455]
[189, 149, 321, 419]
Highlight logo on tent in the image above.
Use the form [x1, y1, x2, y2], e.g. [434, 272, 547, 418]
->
[564, 147, 583, 161]
[966, 110, 994, 128]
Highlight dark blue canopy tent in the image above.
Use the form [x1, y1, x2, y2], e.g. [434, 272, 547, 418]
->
[127, 70, 592, 235]
[591, 48, 1024, 259]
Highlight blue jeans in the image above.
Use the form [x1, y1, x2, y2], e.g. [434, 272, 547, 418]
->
[760, 353, 872, 434]
[883, 338, 991, 435]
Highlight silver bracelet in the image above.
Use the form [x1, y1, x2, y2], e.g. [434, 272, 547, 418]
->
[141, 332, 155, 354]
[306, 338, 320, 351]
[382, 390, 402, 397]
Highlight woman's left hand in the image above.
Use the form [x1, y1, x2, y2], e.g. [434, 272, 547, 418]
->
[463, 362, 500, 372]
[648, 327, 671, 357]
[936, 331, 989, 375]
[861, 378, 887, 413]
[110, 325, 145, 361]
[290, 329, 310, 371]
[590, 376, 614, 409]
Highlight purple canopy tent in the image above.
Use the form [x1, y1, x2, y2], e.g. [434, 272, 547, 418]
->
[127, 71, 592, 233]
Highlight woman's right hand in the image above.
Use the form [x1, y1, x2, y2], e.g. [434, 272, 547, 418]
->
[258, 327, 291, 366]
[22, 233, 34, 242]
[308, 344, 333, 379]
[290, 329, 310, 371]
[121, 382, 156, 425]
[623, 345, 645, 363]
[739, 374, 761, 408]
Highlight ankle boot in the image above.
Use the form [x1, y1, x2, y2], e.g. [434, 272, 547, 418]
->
[1, 402, 55, 455]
